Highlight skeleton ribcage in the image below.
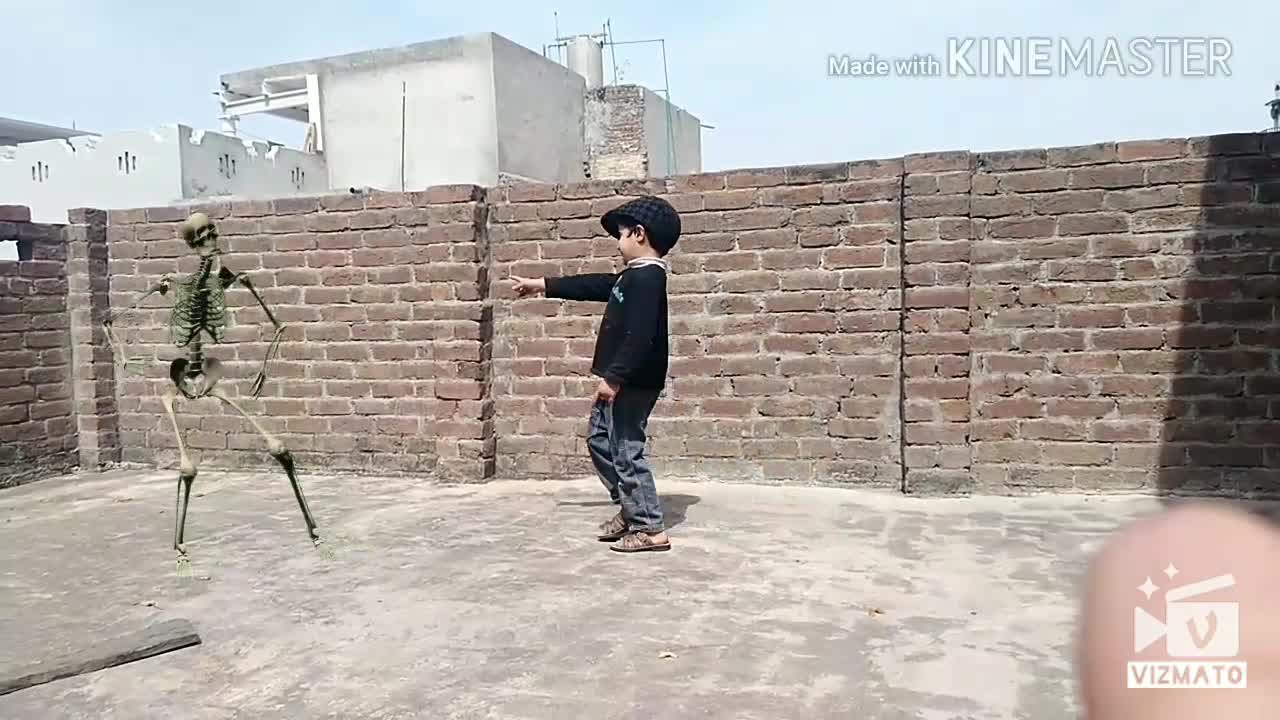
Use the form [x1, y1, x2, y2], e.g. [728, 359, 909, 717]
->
[170, 273, 228, 346]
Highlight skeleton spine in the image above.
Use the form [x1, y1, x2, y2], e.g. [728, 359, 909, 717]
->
[186, 256, 214, 377]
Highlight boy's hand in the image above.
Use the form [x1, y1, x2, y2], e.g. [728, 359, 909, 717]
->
[510, 275, 545, 298]
[595, 378, 620, 403]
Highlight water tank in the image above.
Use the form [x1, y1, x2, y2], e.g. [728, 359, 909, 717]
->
[566, 35, 604, 89]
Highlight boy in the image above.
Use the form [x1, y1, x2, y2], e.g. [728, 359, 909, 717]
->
[510, 196, 680, 553]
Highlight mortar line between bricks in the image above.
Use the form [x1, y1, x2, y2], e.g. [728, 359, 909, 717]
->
[475, 198, 497, 480]
[962, 154, 976, 488]
[895, 169, 908, 494]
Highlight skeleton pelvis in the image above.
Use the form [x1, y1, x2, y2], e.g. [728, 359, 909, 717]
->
[169, 358, 224, 399]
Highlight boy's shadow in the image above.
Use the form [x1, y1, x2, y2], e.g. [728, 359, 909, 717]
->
[556, 494, 701, 530]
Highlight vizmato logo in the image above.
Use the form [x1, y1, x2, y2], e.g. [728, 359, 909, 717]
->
[1129, 566, 1247, 689]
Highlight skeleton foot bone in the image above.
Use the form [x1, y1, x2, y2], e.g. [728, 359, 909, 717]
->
[313, 536, 336, 560]
[175, 548, 193, 579]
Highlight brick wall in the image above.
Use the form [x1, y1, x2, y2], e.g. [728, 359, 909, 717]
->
[104, 188, 491, 480]
[0, 206, 77, 486]
[584, 86, 647, 180]
[483, 132, 1280, 496]
[486, 164, 904, 486]
[901, 151, 976, 493]
[7, 130, 1279, 496]
[1158, 134, 1280, 496]
[958, 135, 1280, 496]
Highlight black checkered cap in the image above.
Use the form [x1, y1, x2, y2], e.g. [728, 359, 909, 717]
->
[600, 196, 682, 255]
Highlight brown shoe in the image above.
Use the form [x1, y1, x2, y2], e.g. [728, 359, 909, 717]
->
[610, 530, 671, 553]
[597, 512, 629, 542]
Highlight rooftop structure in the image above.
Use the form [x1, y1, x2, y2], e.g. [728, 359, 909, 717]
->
[218, 31, 702, 190]
[0, 31, 702, 227]
[0, 117, 93, 146]
[0, 125, 326, 225]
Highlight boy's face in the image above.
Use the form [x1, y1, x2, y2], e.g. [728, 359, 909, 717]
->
[617, 224, 649, 262]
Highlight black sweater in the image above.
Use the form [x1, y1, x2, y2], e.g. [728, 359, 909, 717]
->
[545, 264, 669, 390]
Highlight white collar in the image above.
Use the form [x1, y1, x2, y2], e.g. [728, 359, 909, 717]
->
[626, 257, 669, 272]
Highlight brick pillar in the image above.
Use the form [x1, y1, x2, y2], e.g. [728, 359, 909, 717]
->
[900, 152, 975, 494]
[66, 208, 120, 469]
[0, 207, 78, 485]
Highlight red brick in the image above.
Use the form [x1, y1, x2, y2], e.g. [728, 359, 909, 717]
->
[789, 207, 847, 227]
[1057, 307, 1125, 328]
[823, 247, 886, 269]
[998, 169, 1069, 192]
[785, 163, 848, 184]
[905, 287, 968, 309]
[505, 183, 557, 202]
[797, 228, 840, 248]
[698, 189, 757, 211]
[837, 179, 900, 202]
[671, 173, 727, 192]
[905, 174, 939, 196]
[1057, 213, 1129, 236]
[986, 217, 1057, 239]
[1144, 159, 1216, 184]
[718, 271, 781, 293]
[838, 311, 898, 332]
[978, 149, 1047, 171]
[761, 186, 821, 207]
[979, 398, 1043, 419]
[1046, 143, 1117, 167]
[1089, 328, 1166, 350]
[726, 168, 786, 188]
[904, 241, 967, 264]
[536, 200, 594, 219]
[847, 158, 903, 179]
[904, 196, 969, 219]
[971, 195, 1030, 218]
[905, 333, 969, 355]
[904, 422, 968, 444]
[1069, 165, 1146, 189]
[1116, 138, 1187, 161]
[855, 203, 899, 224]
[414, 184, 483, 204]
[904, 152, 970, 173]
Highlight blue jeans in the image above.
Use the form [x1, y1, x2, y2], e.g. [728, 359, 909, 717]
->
[587, 387, 664, 533]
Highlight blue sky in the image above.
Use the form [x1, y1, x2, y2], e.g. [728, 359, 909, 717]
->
[6, 0, 1279, 171]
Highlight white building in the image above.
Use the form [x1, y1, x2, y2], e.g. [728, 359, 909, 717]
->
[218, 31, 702, 190]
[0, 31, 702, 231]
[0, 123, 326, 226]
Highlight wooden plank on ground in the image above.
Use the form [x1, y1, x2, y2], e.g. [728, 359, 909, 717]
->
[0, 618, 202, 696]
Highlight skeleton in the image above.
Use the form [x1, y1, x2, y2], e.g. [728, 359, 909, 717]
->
[104, 212, 330, 576]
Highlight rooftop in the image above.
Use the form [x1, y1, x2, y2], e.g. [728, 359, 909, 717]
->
[0, 467, 1162, 718]
[0, 117, 94, 146]
[220, 33, 485, 95]
[217, 33, 492, 125]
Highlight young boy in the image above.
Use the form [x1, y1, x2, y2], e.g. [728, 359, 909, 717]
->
[510, 196, 680, 553]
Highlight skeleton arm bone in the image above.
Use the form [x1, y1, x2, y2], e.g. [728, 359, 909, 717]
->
[103, 276, 173, 372]
[223, 269, 285, 397]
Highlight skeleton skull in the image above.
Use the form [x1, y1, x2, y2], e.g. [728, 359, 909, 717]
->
[181, 212, 218, 255]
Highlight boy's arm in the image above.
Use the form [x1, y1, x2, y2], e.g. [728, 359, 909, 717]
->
[598, 270, 662, 387]
[545, 273, 618, 303]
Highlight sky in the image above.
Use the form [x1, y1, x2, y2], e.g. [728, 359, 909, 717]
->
[3, 0, 1279, 172]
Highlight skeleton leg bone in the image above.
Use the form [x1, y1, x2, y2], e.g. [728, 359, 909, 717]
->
[161, 390, 198, 577]
[210, 388, 333, 559]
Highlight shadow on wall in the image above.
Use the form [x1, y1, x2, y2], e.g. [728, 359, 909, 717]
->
[1159, 134, 1280, 499]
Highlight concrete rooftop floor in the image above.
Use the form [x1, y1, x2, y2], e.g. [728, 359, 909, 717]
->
[0, 467, 1167, 719]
